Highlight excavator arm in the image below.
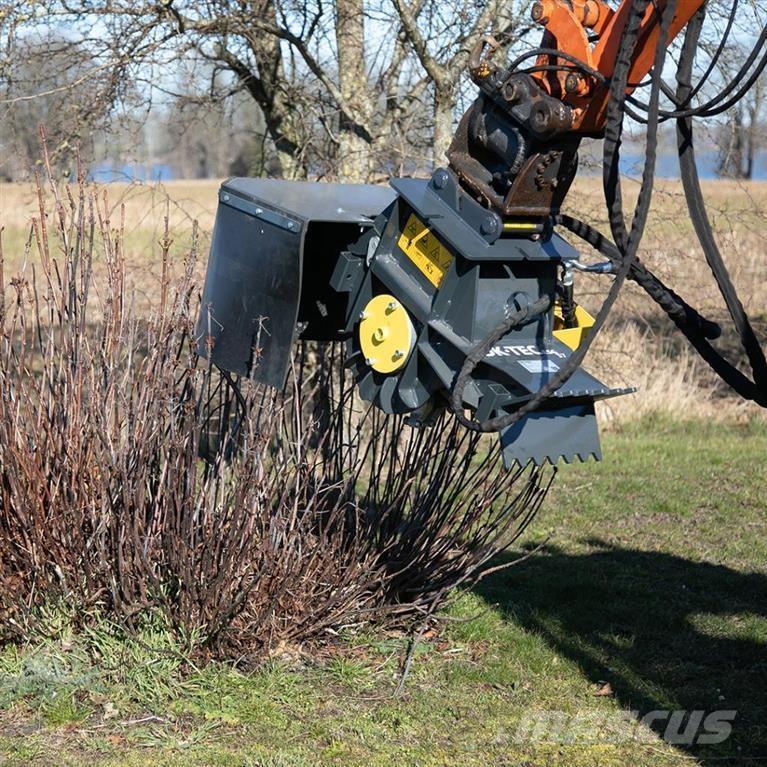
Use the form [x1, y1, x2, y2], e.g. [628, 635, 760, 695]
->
[449, 0, 710, 218]
[530, 0, 708, 133]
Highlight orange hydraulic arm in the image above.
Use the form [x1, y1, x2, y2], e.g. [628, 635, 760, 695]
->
[529, 0, 708, 133]
[450, 0, 712, 217]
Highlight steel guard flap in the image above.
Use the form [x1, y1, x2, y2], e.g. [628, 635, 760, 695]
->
[197, 190, 303, 388]
[197, 179, 397, 388]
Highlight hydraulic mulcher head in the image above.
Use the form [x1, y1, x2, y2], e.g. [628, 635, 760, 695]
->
[197, 172, 632, 467]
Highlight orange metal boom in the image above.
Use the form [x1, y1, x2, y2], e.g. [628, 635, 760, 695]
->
[529, 0, 708, 133]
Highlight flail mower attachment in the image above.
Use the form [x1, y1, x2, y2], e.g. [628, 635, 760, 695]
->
[197, 173, 631, 468]
[198, 0, 767, 468]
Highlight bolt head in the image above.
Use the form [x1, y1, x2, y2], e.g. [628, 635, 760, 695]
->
[565, 73, 581, 94]
[533, 106, 550, 130]
[481, 216, 499, 235]
[365, 357, 375, 366]
[386, 301, 398, 312]
[502, 80, 519, 103]
[432, 170, 449, 189]
[393, 350, 405, 360]
[531, 1, 547, 23]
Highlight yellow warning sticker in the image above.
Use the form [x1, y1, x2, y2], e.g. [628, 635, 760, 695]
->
[397, 214, 453, 288]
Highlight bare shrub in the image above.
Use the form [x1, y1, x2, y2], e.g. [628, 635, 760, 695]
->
[0, 161, 551, 655]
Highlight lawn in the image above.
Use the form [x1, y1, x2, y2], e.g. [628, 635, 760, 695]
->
[1, 418, 764, 767]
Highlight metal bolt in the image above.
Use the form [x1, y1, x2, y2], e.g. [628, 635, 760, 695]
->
[386, 300, 398, 312]
[565, 73, 580, 94]
[502, 80, 520, 103]
[359, 310, 367, 320]
[255, 207, 263, 215]
[481, 216, 499, 235]
[393, 349, 405, 360]
[223, 194, 230, 202]
[432, 170, 449, 189]
[365, 357, 375, 366]
[531, 1, 547, 23]
[533, 105, 551, 131]
[287, 221, 296, 231]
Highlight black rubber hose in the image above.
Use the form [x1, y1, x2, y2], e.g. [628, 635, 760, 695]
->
[626, 0, 767, 120]
[557, 9, 767, 407]
[626, 0, 767, 121]
[504, 47, 608, 83]
[676, 10, 767, 404]
[450, 295, 552, 433]
[553, 215, 767, 400]
[554, 214, 721, 341]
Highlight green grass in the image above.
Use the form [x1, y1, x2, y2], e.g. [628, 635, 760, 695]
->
[0, 419, 765, 767]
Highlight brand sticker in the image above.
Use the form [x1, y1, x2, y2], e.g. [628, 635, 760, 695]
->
[519, 359, 560, 374]
[486, 344, 568, 360]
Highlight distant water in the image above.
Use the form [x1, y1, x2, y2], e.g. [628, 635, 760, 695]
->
[84, 151, 767, 184]
[88, 162, 176, 183]
[583, 150, 767, 180]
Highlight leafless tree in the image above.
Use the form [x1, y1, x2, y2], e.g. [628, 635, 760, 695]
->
[2, 0, 534, 181]
[391, 0, 533, 165]
[718, 74, 766, 180]
[0, 31, 127, 179]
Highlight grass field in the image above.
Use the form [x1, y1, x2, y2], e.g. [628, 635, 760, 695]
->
[1, 418, 765, 767]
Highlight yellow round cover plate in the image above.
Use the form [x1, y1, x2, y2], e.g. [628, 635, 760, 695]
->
[359, 294, 415, 374]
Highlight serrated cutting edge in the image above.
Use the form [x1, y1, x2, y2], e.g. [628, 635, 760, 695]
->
[521, 449, 602, 467]
[551, 385, 636, 400]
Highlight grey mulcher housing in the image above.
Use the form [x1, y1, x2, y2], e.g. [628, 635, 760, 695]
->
[197, 171, 631, 467]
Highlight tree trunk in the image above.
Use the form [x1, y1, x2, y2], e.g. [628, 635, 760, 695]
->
[433, 85, 455, 169]
[241, 3, 307, 179]
[746, 100, 759, 181]
[335, 0, 373, 182]
[272, 132, 304, 180]
[718, 107, 746, 179]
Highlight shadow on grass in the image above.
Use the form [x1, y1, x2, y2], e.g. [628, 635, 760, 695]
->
[474, 539, 767, 765]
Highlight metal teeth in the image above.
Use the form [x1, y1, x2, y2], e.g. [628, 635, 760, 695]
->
[343, 348, 364, 370]
[551, 385, 636, 400]
[523, 450, 602, 467]
[377, 375, 399, 413]
[357, 370, 378, 403]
